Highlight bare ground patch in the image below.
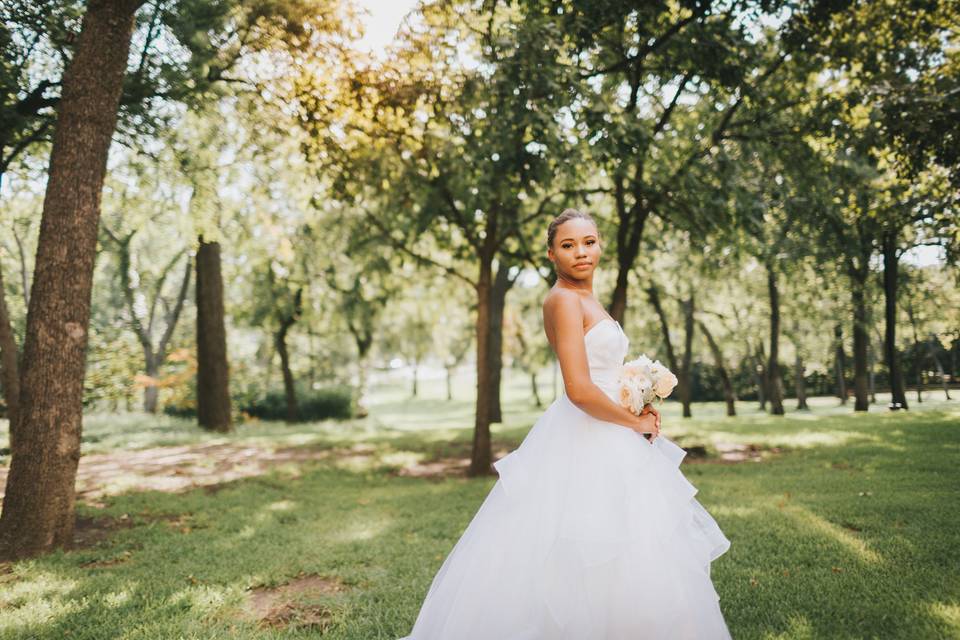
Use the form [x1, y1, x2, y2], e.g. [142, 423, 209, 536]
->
[244, 573, 348, 631]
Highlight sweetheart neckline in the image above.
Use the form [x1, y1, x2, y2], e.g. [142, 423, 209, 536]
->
[584, 317, 621, 339]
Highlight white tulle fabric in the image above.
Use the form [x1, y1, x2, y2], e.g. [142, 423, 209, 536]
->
[399, 319, 732, 639]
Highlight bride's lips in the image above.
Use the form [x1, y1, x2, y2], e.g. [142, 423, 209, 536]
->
[574, 263, 591, 269]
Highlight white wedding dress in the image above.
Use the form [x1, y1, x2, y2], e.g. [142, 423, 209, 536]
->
[399, 318, 732, 639]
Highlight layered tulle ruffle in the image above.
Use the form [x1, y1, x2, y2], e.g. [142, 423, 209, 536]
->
[400, 393, 732, 639]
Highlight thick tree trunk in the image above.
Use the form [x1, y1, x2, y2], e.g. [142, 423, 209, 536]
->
[487, 261, 512, 423]
[851, 282, 870, 411]
[698, 320, 735, 416]
[834, 324, 847, 404]
[0, 0, 141, 560]
[195, 237, 231, 431]
[0, 263, 20, 444]
[469, 252, 495, 476]
[882, 230, 908, 409]
[766, 263, 785, 415]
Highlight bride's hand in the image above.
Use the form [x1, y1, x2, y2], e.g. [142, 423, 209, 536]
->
[642, 403, 661, 431]
[632, 411, 659, 441]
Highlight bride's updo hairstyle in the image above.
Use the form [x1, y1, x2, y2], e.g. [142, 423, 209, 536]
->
[547, 208, 598, 250]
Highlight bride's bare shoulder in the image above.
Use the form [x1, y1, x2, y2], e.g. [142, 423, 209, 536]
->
[542, 288, 583, 333]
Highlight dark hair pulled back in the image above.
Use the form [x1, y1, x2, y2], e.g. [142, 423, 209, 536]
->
[546, 208, 597, 249]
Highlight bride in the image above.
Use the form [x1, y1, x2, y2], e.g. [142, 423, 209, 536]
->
[399, 208, 733, 639]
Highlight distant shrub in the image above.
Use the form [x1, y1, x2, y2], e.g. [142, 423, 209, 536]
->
[240, 384, 355, 422]
[162, 381, 356, 423]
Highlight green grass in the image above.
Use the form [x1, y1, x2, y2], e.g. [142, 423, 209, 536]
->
[1, 371, 958, 639]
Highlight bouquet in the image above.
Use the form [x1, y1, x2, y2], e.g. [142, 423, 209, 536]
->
[616, 354, 678, 439]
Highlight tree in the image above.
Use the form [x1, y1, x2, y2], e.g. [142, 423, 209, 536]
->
[0, 0, 143, 560]
[297, 2, 583, 475]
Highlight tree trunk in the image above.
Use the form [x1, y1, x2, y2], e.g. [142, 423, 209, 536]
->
[142, 352, 159, 413]
[698, 320, 735, 416]
[531, 372, 542, 408]
[851, 281, 870, 411]
[487, 261, 511, 423]
[609, 207, 651, 322]
[794, 349, 809, 410]
[273, 288, 302, 423]
[0, 263, 20, 444]
[411, 361, 418, 397]
[0, 0, 141, 560]
[445, 367, 453, 401]
[645, 285, 679, 378]
[752, 340, 767, 410]
[648, 284, 693, 416]
[195, 237, 231, 431]
[882, 230, 908, 409]
[834, 324, 847, 404]
[927, 337, 952, 400]
[469, 252, 495, 476]
[679, 296, 695, 418]
[867, 341, 877, 404]
[766, 262, 785, 415]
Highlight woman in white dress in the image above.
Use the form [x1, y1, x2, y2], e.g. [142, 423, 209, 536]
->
[400, 208, 733, 639]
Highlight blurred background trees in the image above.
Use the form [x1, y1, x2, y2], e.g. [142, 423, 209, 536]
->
[0, 0, 956, 557]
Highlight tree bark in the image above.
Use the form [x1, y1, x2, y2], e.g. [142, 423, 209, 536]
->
[195, 237, 231, 431]
[697, 320, 735, 416]
[881, 229, 908, 409]
[0, 262, 20, 444]
[766, 262, 785, 415]
[0, 0, 141, 560]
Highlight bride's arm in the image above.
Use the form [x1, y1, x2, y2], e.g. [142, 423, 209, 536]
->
[544, 293, 658, 435]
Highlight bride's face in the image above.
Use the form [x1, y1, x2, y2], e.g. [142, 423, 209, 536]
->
[548, 219, 601, 278]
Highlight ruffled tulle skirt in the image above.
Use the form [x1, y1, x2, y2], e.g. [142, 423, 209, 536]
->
[400, 393, 732, 639]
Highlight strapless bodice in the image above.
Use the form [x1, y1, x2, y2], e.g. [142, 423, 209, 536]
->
[576, 318, 629, 399]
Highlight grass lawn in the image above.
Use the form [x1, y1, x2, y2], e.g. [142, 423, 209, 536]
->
[0, 371, 958, 639]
